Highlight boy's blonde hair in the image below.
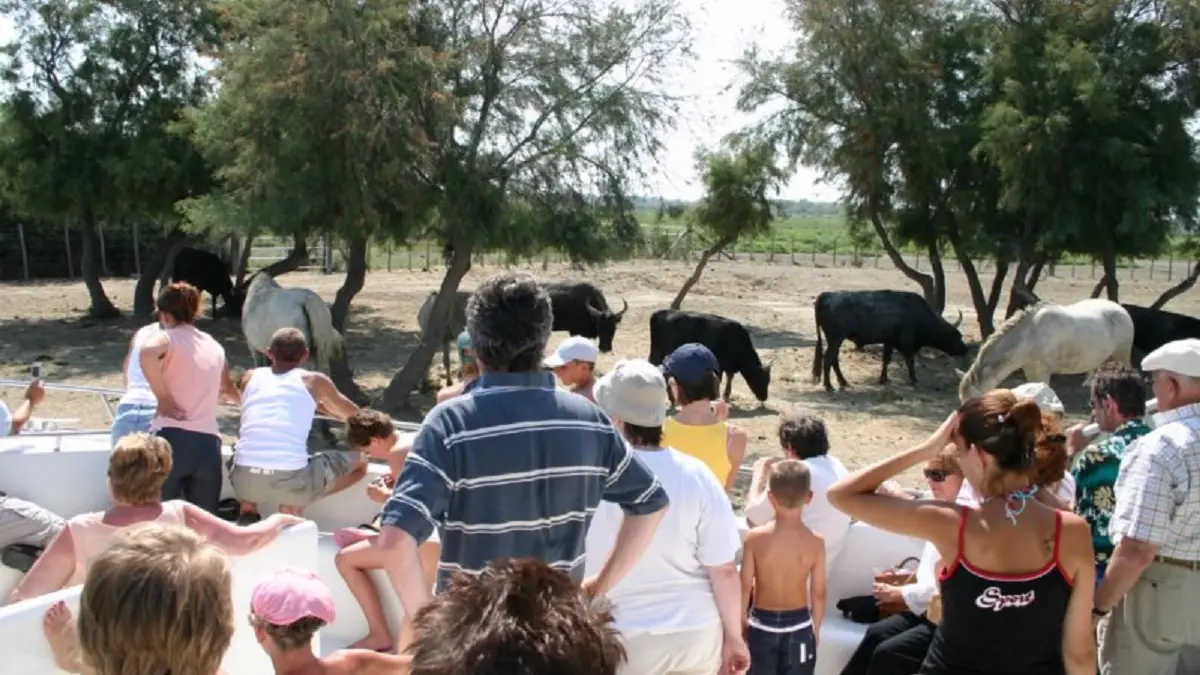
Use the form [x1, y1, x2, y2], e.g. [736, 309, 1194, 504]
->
[78, 523, 234, 675]
[108, 433, 173, 505]
[769, 459, 811, 508]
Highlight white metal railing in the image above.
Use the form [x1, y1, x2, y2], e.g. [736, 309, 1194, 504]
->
[0, 379, 422, 437]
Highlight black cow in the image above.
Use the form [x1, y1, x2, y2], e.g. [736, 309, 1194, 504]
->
[811, 290, 967, 391]
[1122, 304, 1200, 357]
[648, 309, 772, 402]
[171, 247, 238, 318]
[545, 282, 629, 353]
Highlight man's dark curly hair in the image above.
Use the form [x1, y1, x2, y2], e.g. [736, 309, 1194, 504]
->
[1087, 360, 1147, 419]
[407, 559, 626, 675]
[466, 273, 553, 372]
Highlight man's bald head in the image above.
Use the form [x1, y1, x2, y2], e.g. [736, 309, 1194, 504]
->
[268, 328, 309, 365]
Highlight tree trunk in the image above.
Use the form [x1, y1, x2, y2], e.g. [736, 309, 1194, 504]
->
[1090, 274, 1108, 299]
[926, 241, 946, 312]
[1004, 255, 1045, 319]
[868, 211, 937, 307]
[1100, 247, 1120, 301]
[380, 240, 474, 412]
[983, 259, 1011, 337]
[1027, 258, 1047, 293]
[253, 232, 310, 282]
[79, 212, 120, 319]
[670, 236, 733, 310]
[233, 234, 255, 287]
[945, 223, 1003, 338]
[328, 236, 369, 405]
[1150, 261, 1200, 310]
[134, 227, 196, 318]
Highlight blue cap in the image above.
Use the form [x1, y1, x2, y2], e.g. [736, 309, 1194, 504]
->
[662, 343, 720, 384]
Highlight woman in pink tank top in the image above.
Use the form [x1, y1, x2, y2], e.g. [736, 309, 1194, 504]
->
[140, 282, 241, 513]
[10, 433, 301, 603]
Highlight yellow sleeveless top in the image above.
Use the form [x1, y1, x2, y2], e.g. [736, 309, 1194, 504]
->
[662, 418, 731, 485]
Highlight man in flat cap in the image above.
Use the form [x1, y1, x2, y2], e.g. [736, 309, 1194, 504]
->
[1096, 339, 1200, 674]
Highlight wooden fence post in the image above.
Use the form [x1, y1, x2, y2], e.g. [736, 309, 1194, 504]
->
[17, 223, 29, 281]
[64, 223, 74, 278]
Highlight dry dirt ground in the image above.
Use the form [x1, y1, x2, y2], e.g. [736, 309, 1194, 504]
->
[1, 258, 1194, 506]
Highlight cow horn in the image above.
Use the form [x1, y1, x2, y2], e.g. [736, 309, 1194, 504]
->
[586, 301, 604, 318]
[615, 298, 629, 319]
[951, 309, 963, 328]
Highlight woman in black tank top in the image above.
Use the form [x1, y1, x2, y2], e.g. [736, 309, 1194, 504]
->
[828, 390, 1097, 675]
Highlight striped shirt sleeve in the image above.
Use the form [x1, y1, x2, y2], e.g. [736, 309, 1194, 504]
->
[378, 412, 454, 544]
[600, 430, 669, 515]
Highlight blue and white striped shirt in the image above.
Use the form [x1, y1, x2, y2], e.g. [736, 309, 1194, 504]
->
[380, 371, 669, 589]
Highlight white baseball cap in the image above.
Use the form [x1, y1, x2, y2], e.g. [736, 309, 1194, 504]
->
[1142, 338, 1200, 377]
[1011, 382, 1065, 414]
[543, 336, 599, 368]
[594, 359, 669, 427]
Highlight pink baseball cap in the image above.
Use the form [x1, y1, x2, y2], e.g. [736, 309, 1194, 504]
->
[250, 567, 336, 625]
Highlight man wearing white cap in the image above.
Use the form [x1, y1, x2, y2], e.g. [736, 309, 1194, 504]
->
[1096, 338, 1200, 675]
[586, 359, 748, 675]
[544, 335, 600, 402]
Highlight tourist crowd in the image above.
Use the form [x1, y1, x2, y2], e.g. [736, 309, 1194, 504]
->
[0, 272, 1198, 675]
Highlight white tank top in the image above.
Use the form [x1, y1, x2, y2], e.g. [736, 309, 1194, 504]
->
[119, 323, 160, 407]
[235, 368, 317, 471]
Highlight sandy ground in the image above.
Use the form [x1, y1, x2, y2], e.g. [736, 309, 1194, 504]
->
[1, 258, 1193, 506]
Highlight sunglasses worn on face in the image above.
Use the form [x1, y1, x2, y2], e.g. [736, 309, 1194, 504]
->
[924, 469, 949, 483]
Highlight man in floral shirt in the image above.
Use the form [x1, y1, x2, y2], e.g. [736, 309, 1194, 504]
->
[1066, 361, 1150, 583]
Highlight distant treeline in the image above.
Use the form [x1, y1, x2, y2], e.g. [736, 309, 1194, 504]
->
[629, 196, 842, 218]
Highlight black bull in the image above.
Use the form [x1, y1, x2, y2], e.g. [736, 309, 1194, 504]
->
[811, 290, 967, 390]
[545, 282, 628, 352]
[1122, 304, 1200, 358]
[170, 247, 238, 317]
[648, 309, 772, 403]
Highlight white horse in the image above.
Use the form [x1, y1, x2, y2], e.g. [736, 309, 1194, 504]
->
[956, 298, 1134, 401]
[241, 271, 344, 373]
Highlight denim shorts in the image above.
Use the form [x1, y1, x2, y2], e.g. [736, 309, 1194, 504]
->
[110, 402, 157, 447]
[747, 606, 816, 675]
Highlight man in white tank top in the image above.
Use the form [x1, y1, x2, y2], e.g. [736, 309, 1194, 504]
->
[230, 328, 364, 521]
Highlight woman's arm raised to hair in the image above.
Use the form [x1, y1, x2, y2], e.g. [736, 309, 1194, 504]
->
[1061, 517, 1098, 675]
[182, 503, 302, 556]
[826, 413, 962, 551]
[9, 528, 78, 604]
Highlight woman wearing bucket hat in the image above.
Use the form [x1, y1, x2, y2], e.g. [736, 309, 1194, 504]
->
[587, 359, 748, 675]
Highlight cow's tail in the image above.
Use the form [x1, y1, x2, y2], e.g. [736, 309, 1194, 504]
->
[810, 297, 824, 384]
[301, 293, 345, 374]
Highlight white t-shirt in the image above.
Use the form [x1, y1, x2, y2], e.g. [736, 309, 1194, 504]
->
[0, 401, 11, 437]
[743, 454, 852, 566]
[902, 540, 940, 615]
[119, 323, 160, 407]
[584, 444, 741, 637]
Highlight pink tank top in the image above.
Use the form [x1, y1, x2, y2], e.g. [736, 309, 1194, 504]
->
[65, 501, 188, 586]
[152, 325, 225, 436]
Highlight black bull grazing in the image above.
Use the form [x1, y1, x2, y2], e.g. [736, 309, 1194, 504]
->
[545, 282, 628, 352]
[1122, 304, 1200, 357]
[811, 290, 967, 391]
[648, 309, 772, 402]
[171, 247, 238, 317]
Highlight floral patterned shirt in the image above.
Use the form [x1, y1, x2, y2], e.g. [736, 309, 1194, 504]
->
[1072, 419, 1151, 568]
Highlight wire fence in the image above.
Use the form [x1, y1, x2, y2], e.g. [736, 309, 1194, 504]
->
[2, 221, 1196, 285]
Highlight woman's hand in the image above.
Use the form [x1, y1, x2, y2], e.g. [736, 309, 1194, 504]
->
[928, 411, 960, 449]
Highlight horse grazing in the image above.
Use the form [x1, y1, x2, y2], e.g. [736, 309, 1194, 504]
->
[241, 272, 345, 374]
[956, 298, 1134, 402]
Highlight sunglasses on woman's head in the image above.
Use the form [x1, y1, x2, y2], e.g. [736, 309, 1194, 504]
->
[924, 469, 949, 483]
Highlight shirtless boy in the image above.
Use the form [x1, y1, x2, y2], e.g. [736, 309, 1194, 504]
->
[740, 459, 826, 675]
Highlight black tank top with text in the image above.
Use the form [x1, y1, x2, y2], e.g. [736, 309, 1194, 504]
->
[920, 506, 1073, 675]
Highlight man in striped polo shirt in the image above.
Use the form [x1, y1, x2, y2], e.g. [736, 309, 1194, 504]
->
[377, 272, 670, 626]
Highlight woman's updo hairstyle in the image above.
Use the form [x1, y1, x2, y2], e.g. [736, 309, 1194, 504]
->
[958, 389, 1068, 486]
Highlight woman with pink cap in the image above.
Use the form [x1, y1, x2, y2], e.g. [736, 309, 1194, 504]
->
[250, 567, 412, 674]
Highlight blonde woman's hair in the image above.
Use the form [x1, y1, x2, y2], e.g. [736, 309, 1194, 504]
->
[108, 433, 173, 505]
[77, 523, 234, 675]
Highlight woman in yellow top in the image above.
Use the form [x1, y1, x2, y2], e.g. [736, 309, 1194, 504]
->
[660, 343, 748, 491]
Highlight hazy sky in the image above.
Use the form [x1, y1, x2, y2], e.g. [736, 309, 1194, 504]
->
[0, 0, 843, 203]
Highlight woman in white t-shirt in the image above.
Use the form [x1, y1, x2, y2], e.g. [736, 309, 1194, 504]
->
[745, 415, 853, 566]
[109, 320, 162, 447]
[586, 359, 748, 675]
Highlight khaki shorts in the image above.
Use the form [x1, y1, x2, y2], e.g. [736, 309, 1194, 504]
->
[229, 451, 360, 508]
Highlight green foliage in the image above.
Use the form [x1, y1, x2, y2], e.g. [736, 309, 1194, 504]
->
[691, 140, 784, 246]
[0, 0, 215, 225]
[179, 0, 446, 244]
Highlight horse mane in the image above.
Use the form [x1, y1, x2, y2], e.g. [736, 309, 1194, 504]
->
[960, 301, 1047, 391]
